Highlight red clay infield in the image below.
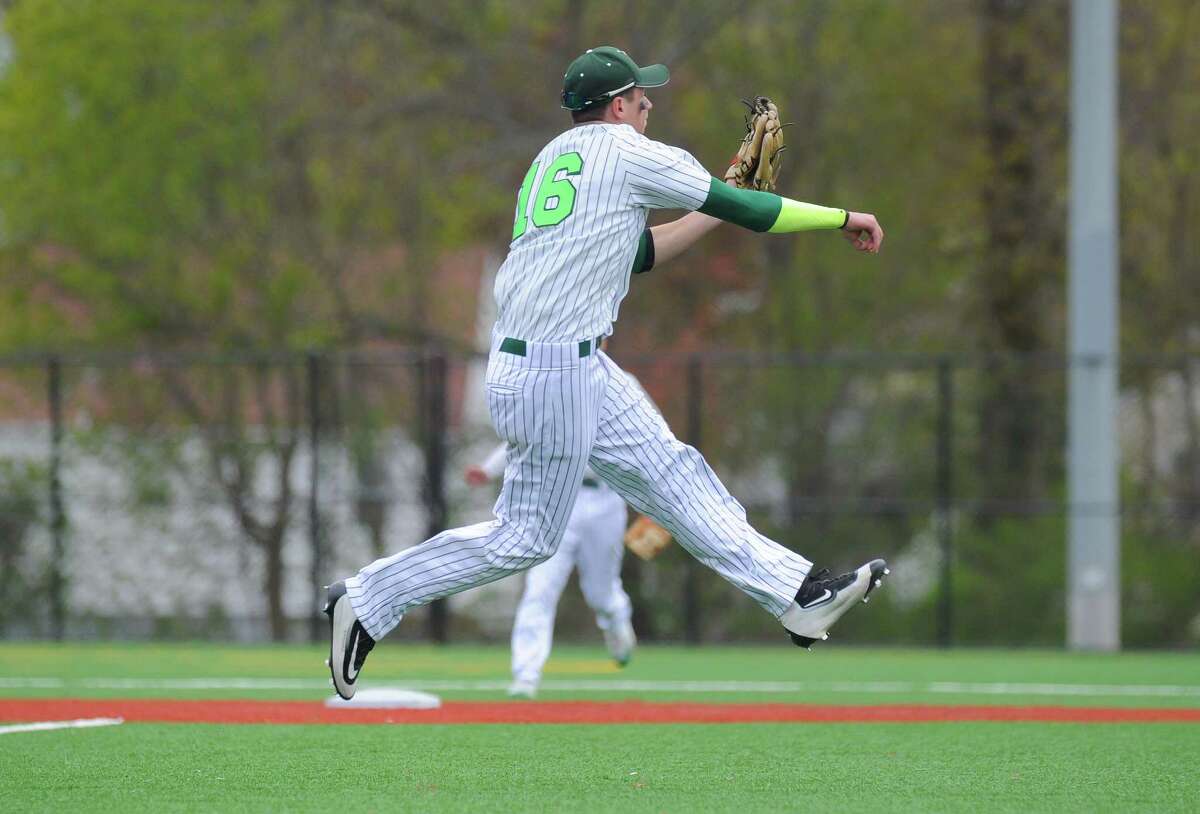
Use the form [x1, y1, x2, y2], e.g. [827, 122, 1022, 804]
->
[3, 699, 1199, 725]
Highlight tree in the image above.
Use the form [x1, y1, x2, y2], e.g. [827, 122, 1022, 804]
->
[0, 0, 331, 638]
[971, 0, 1068, 505]
[0, 459, 43, 634]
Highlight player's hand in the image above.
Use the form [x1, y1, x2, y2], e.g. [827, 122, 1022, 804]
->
[841, 211, 884, 254]
[463, 465, 489, 486]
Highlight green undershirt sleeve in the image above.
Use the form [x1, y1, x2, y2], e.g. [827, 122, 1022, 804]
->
[697, 178, 780, 231]
[696, 177, 848, 234]
[631, 228, 656, 274]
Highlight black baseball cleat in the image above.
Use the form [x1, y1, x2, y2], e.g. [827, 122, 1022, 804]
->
[780, 559, 889, 650]
[324, 580, 375, 700]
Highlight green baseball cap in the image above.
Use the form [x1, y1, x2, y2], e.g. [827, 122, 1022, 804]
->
[561, 46, 669, 111]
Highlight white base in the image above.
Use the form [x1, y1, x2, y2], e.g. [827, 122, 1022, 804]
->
[324, 687, 442, 710]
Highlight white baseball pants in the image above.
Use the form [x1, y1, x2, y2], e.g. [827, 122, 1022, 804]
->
[510, 483, 630, 686]
[346, 332, 812, 640]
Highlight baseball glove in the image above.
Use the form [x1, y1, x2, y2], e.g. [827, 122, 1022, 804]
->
[623, 515, 674, 561]
[723, 96, 785, 192]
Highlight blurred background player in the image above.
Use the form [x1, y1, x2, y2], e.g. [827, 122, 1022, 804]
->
[465, 368, 637, 699]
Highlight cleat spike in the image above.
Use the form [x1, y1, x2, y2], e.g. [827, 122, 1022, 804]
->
[883, 568, 890, 575]
[324, 659, 330, 667]
[822, 633, 829, 640]
[863, 595, 870, 603]
[789, 631, 817, 649]
[874, 579, 881, 587]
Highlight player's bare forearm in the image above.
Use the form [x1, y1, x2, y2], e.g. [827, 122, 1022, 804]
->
[647, 180, 738, 266]
[649, 212, 722, 266]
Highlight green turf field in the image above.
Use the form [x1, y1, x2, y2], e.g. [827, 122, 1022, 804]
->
[3, 642, 1199, 812]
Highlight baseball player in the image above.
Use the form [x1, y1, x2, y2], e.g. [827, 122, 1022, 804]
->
[466, 411, 637, 699]
[325, 45, 888, 699]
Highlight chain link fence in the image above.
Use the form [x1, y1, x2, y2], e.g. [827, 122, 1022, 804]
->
[1, 349, 1197, 647]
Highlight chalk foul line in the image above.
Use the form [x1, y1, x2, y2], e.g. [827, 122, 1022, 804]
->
[0, 717, 124, 736]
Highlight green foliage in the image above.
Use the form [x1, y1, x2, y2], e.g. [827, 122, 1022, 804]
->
[0, 0, 1194, 355]
[0, 0, 270, 342]
[951, 515, 1068, 646]
[1119, 2, 1200, 355]
[72, 426, 177, 511]
[0, 0, 372, 348]
[0, 458, 45, 628]
[1123, 523, 1200, 647]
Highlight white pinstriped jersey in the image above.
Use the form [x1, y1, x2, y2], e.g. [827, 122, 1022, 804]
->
[494, 123, 712, 342]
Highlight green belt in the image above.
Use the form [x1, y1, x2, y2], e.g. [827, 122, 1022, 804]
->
[581, 477, 600, 488]
[499, 336, 603, 358]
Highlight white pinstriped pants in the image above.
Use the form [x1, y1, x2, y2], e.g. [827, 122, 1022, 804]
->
[346, 333, 812, 640]
[510, 484, 630, 686]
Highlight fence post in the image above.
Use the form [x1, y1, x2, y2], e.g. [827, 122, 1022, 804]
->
[683, 355, 703, 644]
[47, 356, 66, 640]
[307, 353, 323, 643]
[421, 350, 449, 643]
[936, 358, 955, 647]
